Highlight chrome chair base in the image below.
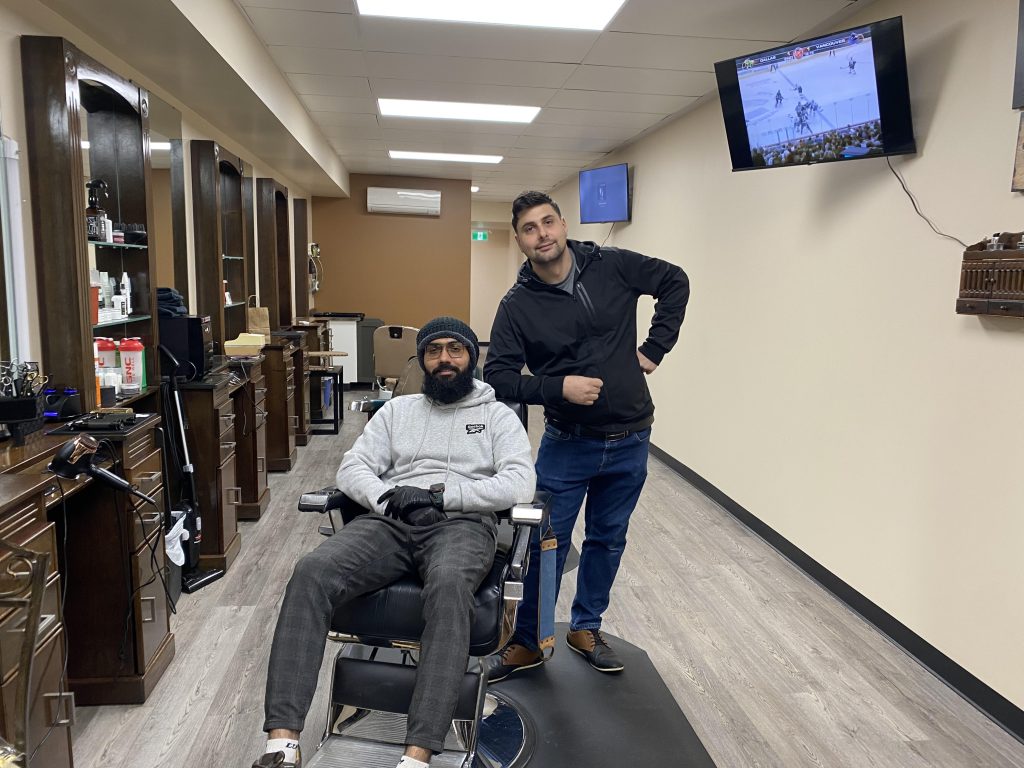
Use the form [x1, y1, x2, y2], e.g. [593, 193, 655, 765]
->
[307, 692, 533, 768]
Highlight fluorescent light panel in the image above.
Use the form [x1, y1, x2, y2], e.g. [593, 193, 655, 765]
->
[356, 0, 626, 31]
[471, 186, 480, 193]
[82, 140, 171, 150]
[390, 150, 502, 164]
[379, 98, 539, 123]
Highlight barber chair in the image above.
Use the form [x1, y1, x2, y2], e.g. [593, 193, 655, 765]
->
[373, 325, 419, 392]
[295, 401, 546, 767]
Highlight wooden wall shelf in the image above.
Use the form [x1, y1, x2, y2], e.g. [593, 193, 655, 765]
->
[957, 233, 1024, 318]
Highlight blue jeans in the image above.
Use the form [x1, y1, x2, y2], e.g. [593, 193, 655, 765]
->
[511, 423, 650, 649]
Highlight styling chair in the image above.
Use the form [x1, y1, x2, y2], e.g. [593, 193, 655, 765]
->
[372, 325, 419, 392]
[295, 401, 548, 768]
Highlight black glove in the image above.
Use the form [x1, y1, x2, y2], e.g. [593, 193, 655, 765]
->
[377, 485, 444, 525]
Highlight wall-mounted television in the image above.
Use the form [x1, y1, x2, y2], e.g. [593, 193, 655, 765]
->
[714, 16, 916, 171]
[579, 163, 630, 223]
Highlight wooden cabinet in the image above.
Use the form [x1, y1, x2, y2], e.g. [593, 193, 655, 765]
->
[230, 358, 271, 520]
[191, 141, 250, 347]
[264, 341, 298, 472]
[957, 235, 1024, 317]
[21, 36, 161, 411]
[55, 419, 174, 706]
[180, 378, 243, 571]
[255, 178, 292, 330]
[0, 476, 72, 767]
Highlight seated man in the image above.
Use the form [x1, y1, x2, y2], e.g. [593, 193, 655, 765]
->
[253, 316, 536, 768]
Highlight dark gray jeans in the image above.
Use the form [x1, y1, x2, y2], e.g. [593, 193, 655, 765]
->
[264, 513, 496, 753]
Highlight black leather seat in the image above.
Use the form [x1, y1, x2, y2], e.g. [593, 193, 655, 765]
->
[331, 545, 510, 656]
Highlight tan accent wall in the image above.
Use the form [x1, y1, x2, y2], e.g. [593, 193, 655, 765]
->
[312, 174, 471, 328]
[550, 0, 1024, 708]
[151, 168, 174, 288]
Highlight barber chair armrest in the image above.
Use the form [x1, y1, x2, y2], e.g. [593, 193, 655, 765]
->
[505, 491, 550, 583]
[298, 487, 347, 514]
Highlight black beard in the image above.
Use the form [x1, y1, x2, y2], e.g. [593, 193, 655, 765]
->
[422, 364, 475, 405]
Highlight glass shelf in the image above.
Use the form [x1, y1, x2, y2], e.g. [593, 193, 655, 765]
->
[87, 241, 148, 250]
[222, 255, 244, 261]
[92, 314, 152, 329]
[224, 301, 245, 309]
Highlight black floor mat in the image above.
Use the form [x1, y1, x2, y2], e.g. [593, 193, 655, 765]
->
[492, 623, 716, 768]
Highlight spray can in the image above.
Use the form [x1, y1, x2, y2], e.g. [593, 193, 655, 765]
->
[119, 337, 145, 393]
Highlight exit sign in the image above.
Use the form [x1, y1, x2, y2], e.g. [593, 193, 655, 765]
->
[471, 230, 489, 241]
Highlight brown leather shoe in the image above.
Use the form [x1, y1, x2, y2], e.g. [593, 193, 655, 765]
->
[566, 629, 624, 673]
[486, 642, 544, 682]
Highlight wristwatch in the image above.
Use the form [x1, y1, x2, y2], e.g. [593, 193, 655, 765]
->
[428, 482, 445, 509]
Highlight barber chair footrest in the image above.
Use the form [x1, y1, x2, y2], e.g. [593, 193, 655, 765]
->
[307, 735, 467, 768]
[331, 655, 481, 721]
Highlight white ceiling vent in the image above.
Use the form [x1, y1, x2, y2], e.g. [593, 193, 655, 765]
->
[366, 187, 442, 217]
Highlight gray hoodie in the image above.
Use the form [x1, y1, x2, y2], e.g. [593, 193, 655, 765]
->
[336, 379, 536, 516]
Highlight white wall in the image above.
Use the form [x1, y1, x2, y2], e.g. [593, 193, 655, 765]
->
[551, 0, 1024, 708]
[471, 200, 524, 340]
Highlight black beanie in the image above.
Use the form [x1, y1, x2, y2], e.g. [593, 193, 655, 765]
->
[416, 316, 479, 372]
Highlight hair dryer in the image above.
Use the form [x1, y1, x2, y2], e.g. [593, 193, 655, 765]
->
[49, 435, 157, 505]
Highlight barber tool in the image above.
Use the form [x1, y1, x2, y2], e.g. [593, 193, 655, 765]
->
[49, 434, 157, 504]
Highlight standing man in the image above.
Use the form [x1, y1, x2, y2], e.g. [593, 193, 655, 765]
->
[483, 191, 688, 680]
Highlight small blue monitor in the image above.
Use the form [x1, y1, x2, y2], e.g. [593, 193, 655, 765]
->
[579, 163, 630, 224]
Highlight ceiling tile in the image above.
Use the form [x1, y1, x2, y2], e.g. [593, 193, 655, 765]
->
[584, 31, 780, 70]
[364, 52, 577, 89]
[369, 78, 555, 107]
[359, 17, 599, 63]
[504, 147, 607, 162]
[515, 135, 619, 153]
[269, 46, 367, 76]
[381, 128, 516, 148]
[309, 111, 380, 128]
[241, 0, 355, 11]
[535, 108, 664, 129]
[244, 7, 361, 49]
[320, 124, 383, 141]
[522, 122, 636, 141]
[609, 0, 848, 41]
[300, 94, 378, 113]
[378, 115, 525, 135]
[547, 89, 692, 113]
[564, 65, 716, 96]
[329, 138, 387, 152]
[287, 73, 372, 97]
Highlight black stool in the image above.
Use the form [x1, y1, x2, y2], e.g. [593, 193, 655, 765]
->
[310, 365, 343, 435]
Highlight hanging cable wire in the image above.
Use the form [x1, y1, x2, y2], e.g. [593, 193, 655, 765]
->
[887, 157, 969, 249]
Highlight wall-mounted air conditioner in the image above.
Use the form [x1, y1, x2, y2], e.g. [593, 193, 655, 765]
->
[366, 187, 442, 216]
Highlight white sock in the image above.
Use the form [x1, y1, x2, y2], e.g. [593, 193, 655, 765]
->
[265, 738, 300, 764]
[396, 757, 430, 768]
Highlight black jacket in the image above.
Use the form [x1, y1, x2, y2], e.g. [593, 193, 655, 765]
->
[484, 240, 689, 432]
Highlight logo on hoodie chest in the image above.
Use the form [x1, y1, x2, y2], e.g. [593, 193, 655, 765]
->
[466, 424, 485, 435]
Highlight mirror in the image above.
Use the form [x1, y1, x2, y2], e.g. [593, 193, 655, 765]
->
[0, 95, 15, 360]
[146, 93, 186, 295]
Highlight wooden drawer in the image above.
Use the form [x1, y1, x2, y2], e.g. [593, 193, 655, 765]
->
[125, 448, 163, 500]
[254, 385, 268, 405]
[218, 440, 235, 464]
[987, 299, 1024, 317]
[0, 522, 57, 592]
[218, 411, 237, 440]
[131, 538, 169, 674]
[129, 491, 164, 553]
[0, 627, 73, 761]
[123, 428, 157, 470]
[0, 573, 61, 684]
[217, 453, 239, 545]
[955, 298, 988, 315]
[0, 496, 42, 543]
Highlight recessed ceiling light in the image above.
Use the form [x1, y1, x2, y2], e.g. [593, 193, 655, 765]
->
[390, 150, 503, 164]
[380, 98, 539, 123]
[471, 186, 480, 193]
[356, 0, 626, 31]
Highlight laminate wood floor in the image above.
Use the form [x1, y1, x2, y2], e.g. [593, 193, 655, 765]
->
[70, 394, 1024, 768]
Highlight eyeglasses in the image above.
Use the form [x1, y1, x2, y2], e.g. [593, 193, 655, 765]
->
[424, 341, 468, 359]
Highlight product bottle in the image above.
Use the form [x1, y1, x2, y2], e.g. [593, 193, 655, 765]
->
[85, 179, 108, 242]
[96, 337, 118, 369]
[93, 340, 102, 407]
[120, 272, 132, 316]
[120, 337, 145, 393]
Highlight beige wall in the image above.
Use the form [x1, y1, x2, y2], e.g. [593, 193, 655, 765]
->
[550, 0, 1024, 707]
[312, 175, 471, 328]
[470, 200, 526, 340]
